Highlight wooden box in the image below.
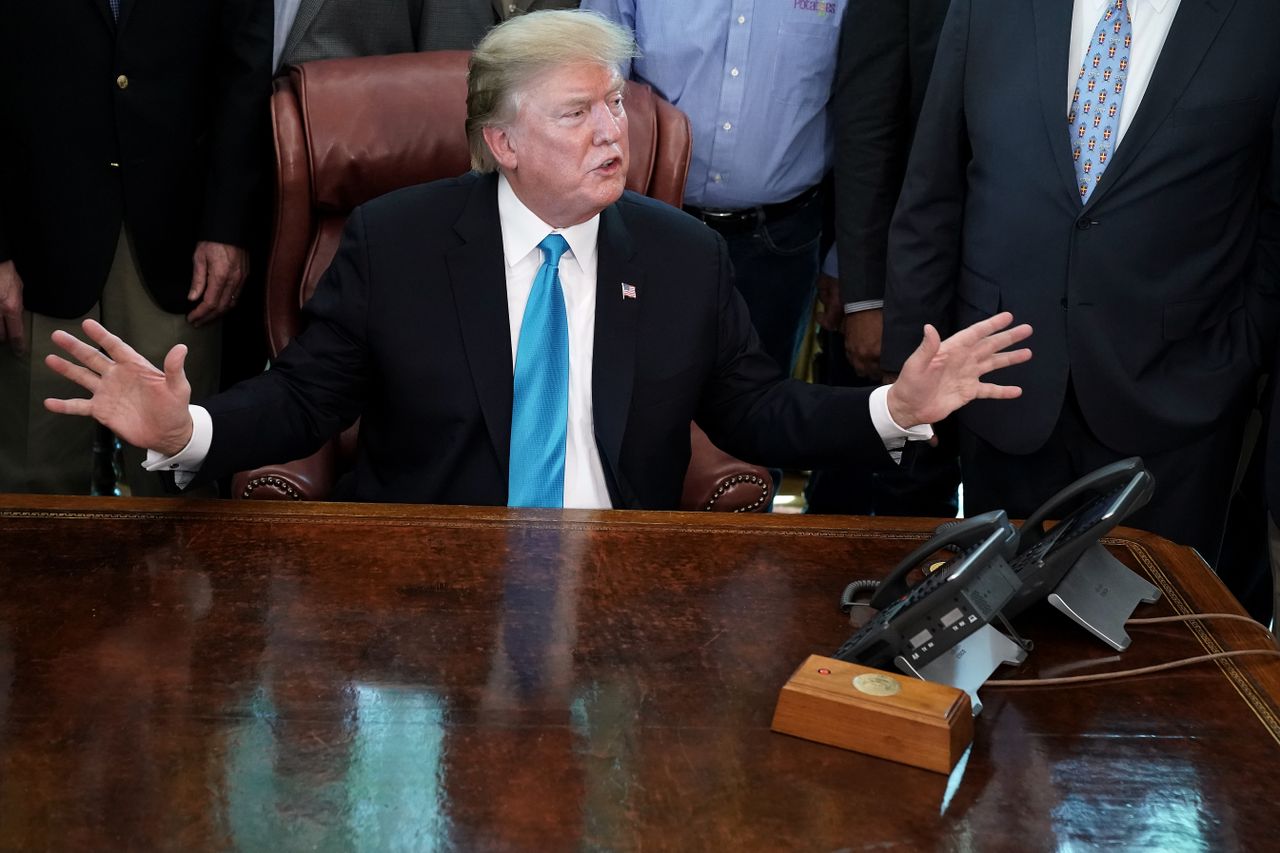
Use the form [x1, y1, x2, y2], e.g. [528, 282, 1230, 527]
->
[771, 654, 974, 774]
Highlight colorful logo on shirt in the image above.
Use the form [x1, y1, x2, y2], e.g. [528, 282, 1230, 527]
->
[792, 0, 838, 14]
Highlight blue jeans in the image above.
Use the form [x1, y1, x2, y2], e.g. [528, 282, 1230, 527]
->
[718, 198, 822, 374]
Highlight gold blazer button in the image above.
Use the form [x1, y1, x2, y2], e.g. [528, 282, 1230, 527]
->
[116, 74, 129, 89]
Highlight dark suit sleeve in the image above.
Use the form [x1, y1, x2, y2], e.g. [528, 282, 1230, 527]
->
[833, 0, 910, 307]
[199, 0, 272, 248]
[1250, 94, 1280, 361]
[696, 233, 894, 471]
[416, 0, 494, 51]
[881, 0, 971, 372]
[197, 208, 375, 481]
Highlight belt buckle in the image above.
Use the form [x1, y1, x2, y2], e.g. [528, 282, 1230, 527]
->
[700, 207, 760, 230]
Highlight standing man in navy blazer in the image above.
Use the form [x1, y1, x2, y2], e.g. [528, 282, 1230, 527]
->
[42, 10, 1032, 510]
[883, 0, 1280, 564]
[0, 0, 272, 495]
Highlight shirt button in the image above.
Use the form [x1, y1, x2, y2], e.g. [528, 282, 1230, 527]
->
[730, 67, 740, 77]
[713, 173, 723, 183]
[722, 122, 732, 131]
[738, 15, 746, 24]
[116, 74, 129, 89]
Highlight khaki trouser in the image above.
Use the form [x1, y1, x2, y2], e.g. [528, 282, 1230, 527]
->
[0, 229, 221, 496]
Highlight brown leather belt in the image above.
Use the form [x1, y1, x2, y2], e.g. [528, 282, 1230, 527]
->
[683, 184, 821, 233]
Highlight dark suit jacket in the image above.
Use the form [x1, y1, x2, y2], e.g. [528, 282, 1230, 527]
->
[882, 0, 1280, 457]
[198, 172, 885, 508]
[833, 0, 950, 307]
[280, 0, 581, 69]
[281, 0, 481, 68]
[0, 0, 272, 318]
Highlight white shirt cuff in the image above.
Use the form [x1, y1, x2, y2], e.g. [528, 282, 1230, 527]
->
[143, 405, 213, 489]
[869, 385, 934, 464]
[844, 298, 885, 314]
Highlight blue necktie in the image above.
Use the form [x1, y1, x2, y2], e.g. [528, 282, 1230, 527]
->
[1069, 0, 1132, 204]
[508, 234, 570, 508]
[108, 0, 120, 20]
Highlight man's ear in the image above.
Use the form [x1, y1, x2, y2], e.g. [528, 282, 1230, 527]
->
[483, 125, 519, 172]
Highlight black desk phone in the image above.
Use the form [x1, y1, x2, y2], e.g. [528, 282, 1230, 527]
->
[833, 511, 1022, 671]
[1003, 457, 1154, 619]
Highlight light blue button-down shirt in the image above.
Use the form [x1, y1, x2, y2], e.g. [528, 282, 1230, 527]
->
[582, 0, 845, 209]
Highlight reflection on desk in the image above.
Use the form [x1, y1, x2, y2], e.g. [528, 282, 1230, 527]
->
[0, 495, 1277, 850]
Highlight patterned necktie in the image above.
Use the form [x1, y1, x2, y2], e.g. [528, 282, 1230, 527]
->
[1069, 0, 1132, 204]
[108, 0, 120, 20]
[508, 234, 571, 508]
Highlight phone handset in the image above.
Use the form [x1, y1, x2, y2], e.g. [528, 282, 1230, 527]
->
[1016, 456, 1153, 555]
[868, 510, 1018, 611]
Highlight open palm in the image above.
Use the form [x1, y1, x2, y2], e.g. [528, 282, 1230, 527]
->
[44, 319, 195, 457]
[887, 312, 1033, 428]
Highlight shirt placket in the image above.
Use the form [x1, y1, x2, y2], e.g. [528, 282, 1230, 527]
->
[702, 0, 753, 208]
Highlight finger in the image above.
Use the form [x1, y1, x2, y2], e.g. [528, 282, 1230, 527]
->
[979, 347, 1033, 373]
[915, 323, 942, 361]
[947, 311, 1015, 345]
[44, 353, 103, 393]
[972, 382, 1024, 400]
[79, 319, 146, 366]
[189, 249, 208, 301]
[2, 314, 25, 356]
[163, 344, 190, 394]
[50, 328, 115, 374]
[963, 323, 1034, 360]
[43, 395, 96, 416]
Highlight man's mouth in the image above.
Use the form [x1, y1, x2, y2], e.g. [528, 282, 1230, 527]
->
[594, 157, 622, 174]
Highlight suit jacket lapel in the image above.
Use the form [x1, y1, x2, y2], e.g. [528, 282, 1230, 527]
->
[1084, 0, 1236, 211]
[445, 173, 516, 484]
[1032, 0, 1082, 203]
[90, 0, 115, 31]
[592, 203, 641, 501]
[283, 0, 329, 65]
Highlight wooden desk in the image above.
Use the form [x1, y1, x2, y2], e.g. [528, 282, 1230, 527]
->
[1, 496, 1277, 851]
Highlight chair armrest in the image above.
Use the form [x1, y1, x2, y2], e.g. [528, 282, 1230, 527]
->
[680, 424, 773, 512]
[231, 442, 337, 501]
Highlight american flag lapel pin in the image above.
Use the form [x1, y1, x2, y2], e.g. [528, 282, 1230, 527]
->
[620, 282, 637, 300]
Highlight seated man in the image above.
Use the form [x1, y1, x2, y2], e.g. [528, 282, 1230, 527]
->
[43, 10, 1031, 511]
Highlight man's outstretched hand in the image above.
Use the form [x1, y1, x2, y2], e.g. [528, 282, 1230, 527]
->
[886, 312, 1032, 429]
[43, 319, 195, 457]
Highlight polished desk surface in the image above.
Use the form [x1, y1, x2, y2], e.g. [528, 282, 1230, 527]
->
[0, 495, 1277, 852]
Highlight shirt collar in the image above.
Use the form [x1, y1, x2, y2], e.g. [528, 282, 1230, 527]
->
[497, 173, 600, 273]
[1089, 0, 1171, 15]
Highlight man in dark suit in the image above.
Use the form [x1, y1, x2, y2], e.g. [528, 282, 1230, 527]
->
[0, 0, 272, 495]
[276, 0, 579, 71]
[807, 0, 958, 517]
[43, 10, 1031, 510]
[882, 0, 1280, 564]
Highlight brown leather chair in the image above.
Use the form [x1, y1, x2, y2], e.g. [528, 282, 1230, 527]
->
[233, 51, 772, 512]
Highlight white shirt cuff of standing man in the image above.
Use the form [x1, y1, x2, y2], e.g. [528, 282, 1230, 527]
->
[145, 388, 933, 487]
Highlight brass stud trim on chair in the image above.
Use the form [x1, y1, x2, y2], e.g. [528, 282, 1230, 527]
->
[703, 473, 770, 512]
[240, 475, 304, 501]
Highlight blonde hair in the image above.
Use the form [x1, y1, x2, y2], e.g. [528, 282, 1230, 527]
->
[466, 10, 638, 171]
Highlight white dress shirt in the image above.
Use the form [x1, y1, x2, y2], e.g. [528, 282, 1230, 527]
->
[497, 174, 612, 508]
[1068, 0, 1181, 144]
[148, 174, 928, 501]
